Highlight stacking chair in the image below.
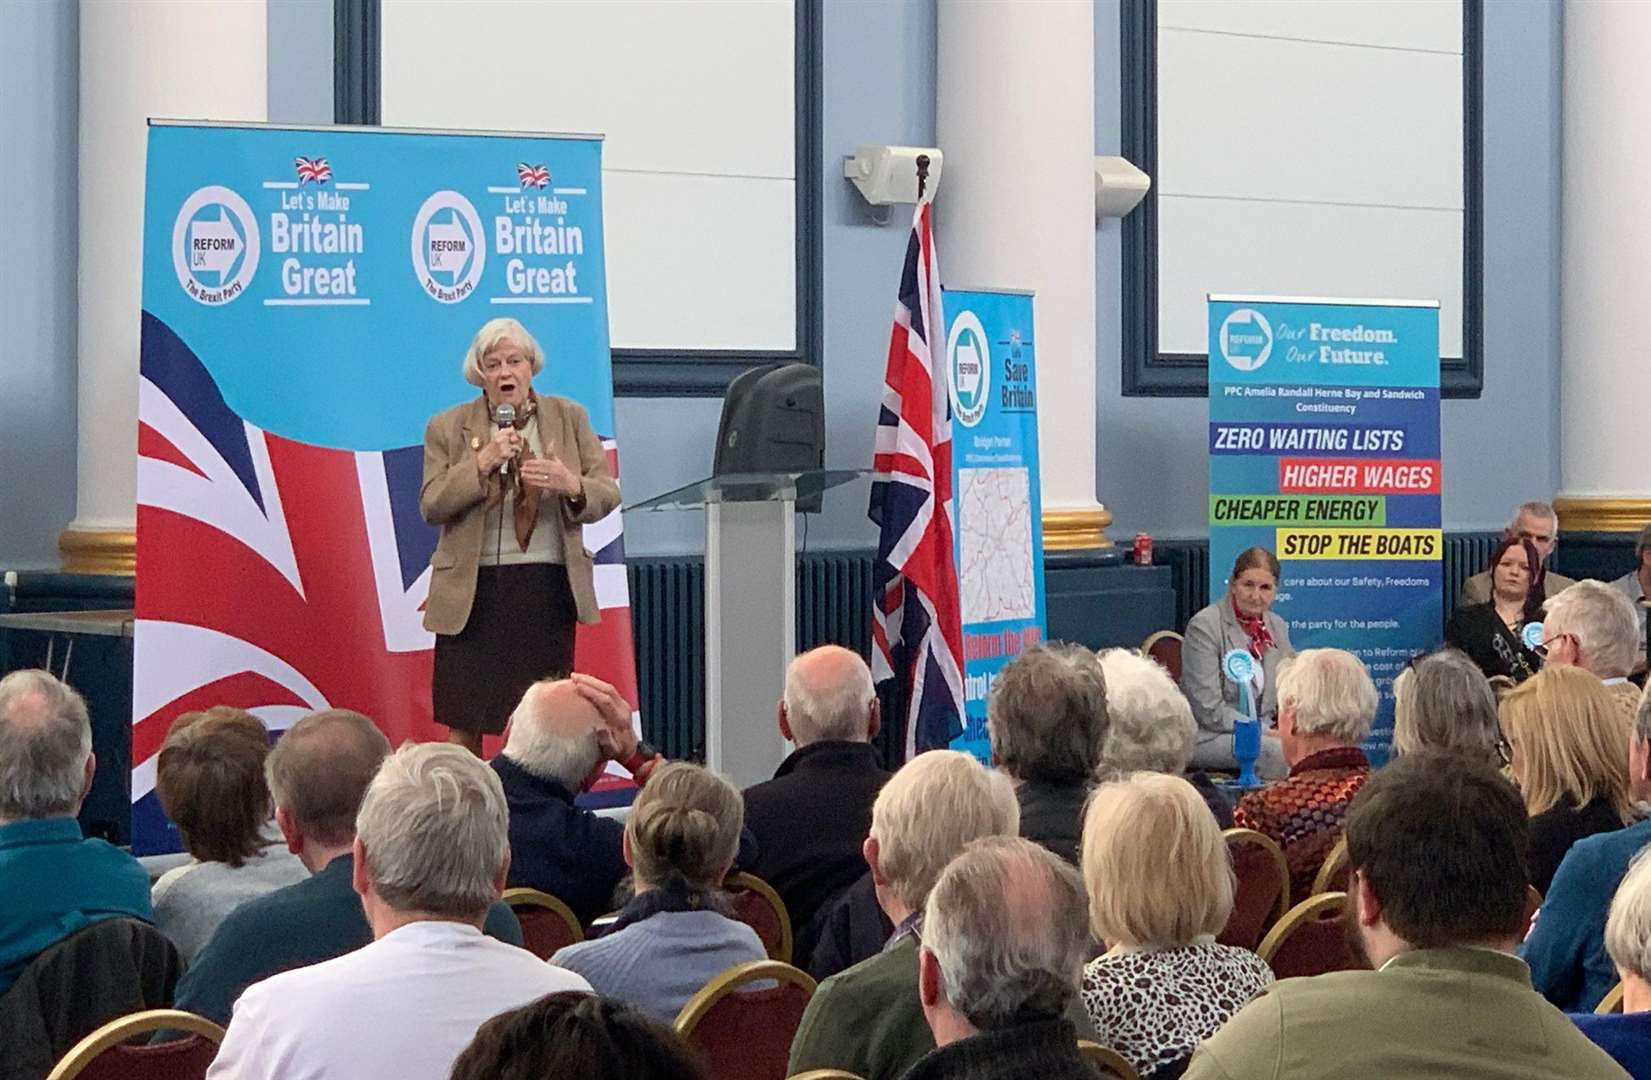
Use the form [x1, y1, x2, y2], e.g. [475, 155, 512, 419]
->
[1257, 892, 1367, 979]
[501, 887, 584, 959]
[1309, 836, 1350, 896]
[1141, 631, 1185, 682]
[45, 1009, 224, 1080]
[724, 872, 794, 964]
[1077, 1040, 1140, 1080]
[1521, 884, 1543, 938]
[1219, 829, 1290, 949]
[786, 1072, 866, 1080]
[1596, 982, 1626, 1014]
[676, 960, 816, 1080]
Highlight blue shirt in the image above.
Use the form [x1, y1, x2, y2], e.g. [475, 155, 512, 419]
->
[550, 909, 767, 1024]
[0, 817, 152, 994]
[1524, 815, 1651, 1011]
[1572, 1011, 1651, 1080]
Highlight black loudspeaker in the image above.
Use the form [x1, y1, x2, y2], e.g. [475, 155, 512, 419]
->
[713, 362, 825, 512]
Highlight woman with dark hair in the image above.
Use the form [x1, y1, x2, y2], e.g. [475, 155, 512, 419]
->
[1182, 546, 1294, 779]
[1446, 536, 1545, 682]
[449, 991, 707, 1080]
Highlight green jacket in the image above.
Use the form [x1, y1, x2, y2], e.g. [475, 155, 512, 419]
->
[789, 933, 1097, 1080]
[1185, 947, 1630, 1080]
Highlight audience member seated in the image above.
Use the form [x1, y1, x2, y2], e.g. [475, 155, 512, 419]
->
[1458, 501, 1577, 608]
[549, 762, 766, 1024]
[207, 743, 586, 1080]
[1096, 648, 1234, 826]
[1391, 647, 1506, 766]
[0, 670, 149, 996]
[1525, 685, 1651, 1012]
[1234, 648, 1375, 901]
[1447, 535, 1546, 682]
[1079, 773, 1273, 1078]
[903, 836, 1095, 1080]
[1185, 752, 1628, 1080]
[1571, 850, 1651, 1079]
[449, 990, 708, 1080]
[174, 709, 521, 1026]
[1609, 522, 1651, 672]
[789, 750, 1023, 1080]
[744, 645, 890, 967]
[1544, 580, 1645, 723]
[1182, 546, 1293, 780]
[492, 673, 657, 925]
[1500, 666, 1638, 894]
[986, 642, 1108, 863]
[150, 707, 308, 963]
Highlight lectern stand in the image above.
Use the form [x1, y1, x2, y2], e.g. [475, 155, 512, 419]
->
[627, 470, 867, 788]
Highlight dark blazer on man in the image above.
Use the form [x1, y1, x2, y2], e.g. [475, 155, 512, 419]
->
[493, 755, 628, 926]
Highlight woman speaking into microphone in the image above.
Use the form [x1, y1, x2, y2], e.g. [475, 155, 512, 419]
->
[420, 318, 620, 754]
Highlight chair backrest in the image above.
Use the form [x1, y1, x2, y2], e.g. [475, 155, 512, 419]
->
[787, 1072, 866, 1080]
[724, 872, 794, 964]
[502, 887, 585, 960]
[1309, 836, 1350, 896]
[1141, 631, 1185, 683]
[46, 1009, 224, 1080]
[676, 960, 816, 1080]
[1077, 1040, 1140, 1080]
[1219, 829, 1290, 949]
[1257, 892, 1367, 979]
[1521, 884, 1543, 939]
[1596, 981, 1626, 1015]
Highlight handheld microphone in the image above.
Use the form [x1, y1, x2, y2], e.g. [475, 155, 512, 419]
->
[493, 403, 516, 476]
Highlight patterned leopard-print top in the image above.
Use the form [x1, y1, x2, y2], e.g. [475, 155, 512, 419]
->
[1080, 942, 1274, 1077]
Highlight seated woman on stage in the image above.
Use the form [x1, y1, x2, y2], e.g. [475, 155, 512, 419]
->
[1079, 772, 1273, 1079]
[549, 763, 766, 1024]
[1501, 666, 1639, 894]
[1446, 535, 1545, 683]
[1181, 546, 1293, 779]
[1392, 648, 1507, 768]
[420, 317, 620, 755]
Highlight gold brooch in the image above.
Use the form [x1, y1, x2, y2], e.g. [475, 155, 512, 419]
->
[469, 435, 482, 450]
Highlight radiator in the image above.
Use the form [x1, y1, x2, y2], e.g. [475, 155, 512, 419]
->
[1443, 532, 1500, 624]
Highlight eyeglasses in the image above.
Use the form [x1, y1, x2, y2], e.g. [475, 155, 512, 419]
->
[1535, 632, 1575, 658]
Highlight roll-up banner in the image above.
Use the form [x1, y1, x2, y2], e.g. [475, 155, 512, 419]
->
[134, 122, 635, 853]
[1207, 295, 1442, 762]
[943, 289, 1048, 761]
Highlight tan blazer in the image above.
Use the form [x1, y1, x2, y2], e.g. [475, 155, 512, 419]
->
[419, 395, 620, 635]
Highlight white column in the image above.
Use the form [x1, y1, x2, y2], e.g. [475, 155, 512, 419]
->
[1556, 1, 1651, 532]
[936, 0, 1110, 549]
[67, 0, 267, 572]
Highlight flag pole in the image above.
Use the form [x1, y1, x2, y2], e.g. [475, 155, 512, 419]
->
[916, 154, 930, 201]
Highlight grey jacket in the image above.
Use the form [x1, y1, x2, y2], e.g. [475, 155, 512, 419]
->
[1181, 597, 1294, 734]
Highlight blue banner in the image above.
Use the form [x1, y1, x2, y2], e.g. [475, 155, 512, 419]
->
[943, 289, 1048, 760]
[134, 122, 636, 853]
[1208, 296, 1443, 761]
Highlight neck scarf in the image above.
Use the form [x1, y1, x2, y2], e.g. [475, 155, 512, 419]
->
[603, 873, 731, 936]
[483, 394, 542, 550]
[1232, 596, 1274, 660]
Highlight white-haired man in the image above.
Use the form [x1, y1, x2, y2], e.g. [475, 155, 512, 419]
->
[904, 836, 1096, 1080]
[744, 645, 890, 964]
[1544, 580, 1645, 722]
[1571, 849, 1651, 1073]
[1459, 501, 1576, 608]
[208, 743, 588, 1080]
[1609, 523, 1651, 671]
[0, 670, 149, 994]
[1234, 648, 1377, 900]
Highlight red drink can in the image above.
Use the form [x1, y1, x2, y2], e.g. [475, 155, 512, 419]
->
[1133, 532, 1153, 565]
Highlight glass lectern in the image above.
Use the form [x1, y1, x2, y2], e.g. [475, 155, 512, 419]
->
[627, 470, 868, 787]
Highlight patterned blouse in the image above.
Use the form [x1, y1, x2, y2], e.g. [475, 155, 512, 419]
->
[1234, 745, 1370, 901]
[1080, 941, 1274, 1077]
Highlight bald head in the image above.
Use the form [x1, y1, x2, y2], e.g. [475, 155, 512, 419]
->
[265, 709, 390, 846]
[0, 669, 93, 823]
[782, 645, 878, 745]
[502, 680, 603, 790]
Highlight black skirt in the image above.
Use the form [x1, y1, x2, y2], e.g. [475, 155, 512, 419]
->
[432, 563, 577, 736]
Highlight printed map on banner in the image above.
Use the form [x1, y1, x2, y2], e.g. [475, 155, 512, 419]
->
[958, 467, 1037, 623]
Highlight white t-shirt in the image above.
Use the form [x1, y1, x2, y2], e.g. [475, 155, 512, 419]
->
[207, 919, 588, 1080]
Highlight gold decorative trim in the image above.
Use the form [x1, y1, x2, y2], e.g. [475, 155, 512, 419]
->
[1042, 506, 1114, 551]
[1552, 496, 1651, 533]
[59, 527, 136, 575]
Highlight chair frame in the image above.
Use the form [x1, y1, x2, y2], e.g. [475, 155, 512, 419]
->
[1224, 827, 1292, 925]
[1077, 1039, 1140, 1080]
[46, 1009, 225, 1080]
[501, 886, 585, 949]
[787, 1072, 867, 1080]
[1140, 630, 1185, 670]
[673, 959, 817, 1037]
[724, 870, 794, 964]
[1596, 981, 1626, 1015]
[1256, 891, 1347, 967]
[1310, 836, 1350, 896]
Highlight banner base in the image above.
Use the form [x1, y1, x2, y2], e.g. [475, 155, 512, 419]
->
[1043, 506, 1113, 550]
[59, 527, 136, 575]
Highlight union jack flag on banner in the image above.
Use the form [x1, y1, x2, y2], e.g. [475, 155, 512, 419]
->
[517, 162, 551, 189]
[868, 200, 965, 759]
[294, 156, 332, 184]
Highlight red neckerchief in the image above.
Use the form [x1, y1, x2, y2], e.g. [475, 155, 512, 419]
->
[1232, 596, 1275, 660]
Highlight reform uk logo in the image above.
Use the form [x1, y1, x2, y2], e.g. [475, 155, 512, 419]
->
[173, 186, 260, 305]
[947, 310, 991, 428]
[410, 191, 485, 303]
[1218, 308, 1274, 372]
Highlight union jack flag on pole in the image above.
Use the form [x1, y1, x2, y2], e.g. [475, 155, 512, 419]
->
[869, 199, 965, 759]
